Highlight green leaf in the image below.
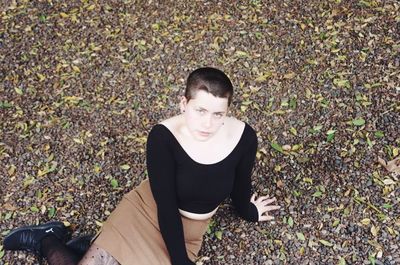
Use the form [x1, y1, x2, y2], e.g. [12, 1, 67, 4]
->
[338, 257, 346, 265]
[271, 142, 284, 153]
[296, 232, 305, 241]
[4, 212, 12, 220]
[352, 118, 365, 126]
[382, 203, 392, 209]
[215, 230, 223, 240]
[374, 131, 384, 138]
[358, 0, 376, 7]
[110, 179, 119, 189]
[48, 207, 56, 218]
[326, 130, 336, 142]
[310, 125, 323, 134]
[206, 220, 216, 234]
[319, 239, 333, 247]
[0, 249, 4, 259]
[289, 127, 297, 136]
[312, 191, 323, 197]
[333, 78, 351, 88]
[332, 219, 340, 227]
[39, 14, 47, 22]
[30, 206, 39, 212]
[366, 136, 373, 148]
[0, 101, 13, 109]
[288, 216, 294, 227]
[289, 97, 297, 109]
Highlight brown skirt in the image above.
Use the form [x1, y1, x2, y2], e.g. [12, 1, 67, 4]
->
[93, 179, 210, 265]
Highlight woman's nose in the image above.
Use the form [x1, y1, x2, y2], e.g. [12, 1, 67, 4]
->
[202, 115, 212, 128]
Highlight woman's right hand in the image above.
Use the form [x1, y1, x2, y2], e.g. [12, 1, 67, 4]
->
[250, 194, 281, 221]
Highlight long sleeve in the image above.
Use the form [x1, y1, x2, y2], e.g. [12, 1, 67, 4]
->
[146, 126, 194, 265]
[230, 125, 259, 222]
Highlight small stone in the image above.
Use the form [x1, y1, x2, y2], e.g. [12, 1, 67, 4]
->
[282, 144, 291, 151]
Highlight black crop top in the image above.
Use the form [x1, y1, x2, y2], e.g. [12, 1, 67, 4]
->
[146, 123, 259, 265]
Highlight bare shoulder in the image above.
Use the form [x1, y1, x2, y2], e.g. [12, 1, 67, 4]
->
[159, 115, 183, 133]
[224, 117, 245, 134]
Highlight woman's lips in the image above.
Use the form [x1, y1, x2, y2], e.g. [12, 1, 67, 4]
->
[198, 131, 211, 137]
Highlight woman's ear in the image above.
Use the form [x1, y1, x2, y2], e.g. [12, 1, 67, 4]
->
[179, 96, 187, 113]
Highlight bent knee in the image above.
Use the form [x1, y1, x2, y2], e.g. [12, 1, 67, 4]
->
[78, 243, 120, 265]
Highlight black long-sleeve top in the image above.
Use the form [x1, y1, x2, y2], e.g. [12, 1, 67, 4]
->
[146, 123, 259, 265]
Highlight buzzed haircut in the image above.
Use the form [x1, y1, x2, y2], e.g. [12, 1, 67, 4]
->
[185, 67, 234, 106]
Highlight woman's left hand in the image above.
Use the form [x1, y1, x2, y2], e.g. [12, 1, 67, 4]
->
[250, 194, 281, 221]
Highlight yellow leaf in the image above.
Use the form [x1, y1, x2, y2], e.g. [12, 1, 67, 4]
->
[63, 96, 83, 104]
[72, 65, 81, 73]
[371, 225, 379, 237]
[15, 87, 23, 95]
[37, 73, 46, 81]
[299, 246, 305, 255]
[255, 72, 272, 82]
[37, 169, 48, 177]
[8, 165, 16, 176]
[393, 147, 399, 157]
[87, 4, 96, 11]
[93, 164, 101, 174]
[71, 14, 78, 23]
[60, 12, 69, 18]
[120, 164, 130, 170]
[292, 144, 302, 151]
[386, 227, 395, 236]
[360, 218, 370, 226]
[73, 138, 84, 144]
[284, 72, 295, 79]
[234, 51, 249, 58]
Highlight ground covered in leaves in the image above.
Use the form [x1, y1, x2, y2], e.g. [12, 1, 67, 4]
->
[1, 0, 399, 264]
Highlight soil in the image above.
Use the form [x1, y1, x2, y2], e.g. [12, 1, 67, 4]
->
[1, 0, 399, 264]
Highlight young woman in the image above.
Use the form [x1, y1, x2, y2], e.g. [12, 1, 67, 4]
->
[3, 67, 280, 265]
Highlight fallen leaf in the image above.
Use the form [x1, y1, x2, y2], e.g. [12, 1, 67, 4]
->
[319, 239, 333, 247]
[379, 157, 400, 175]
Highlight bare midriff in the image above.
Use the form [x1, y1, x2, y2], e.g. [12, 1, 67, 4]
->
[179, 207, 218, 220]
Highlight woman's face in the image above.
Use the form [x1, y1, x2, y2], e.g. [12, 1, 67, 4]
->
[181, 90, 228, 142]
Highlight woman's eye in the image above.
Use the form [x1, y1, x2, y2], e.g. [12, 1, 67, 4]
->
[197, 109, 206, 114]
[214, 113, 223, 118]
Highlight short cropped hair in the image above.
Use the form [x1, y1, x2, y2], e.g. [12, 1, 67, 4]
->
[185, 67, 233, 106]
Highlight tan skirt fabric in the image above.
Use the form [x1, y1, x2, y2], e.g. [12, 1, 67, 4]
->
[93, 179, 210, 265]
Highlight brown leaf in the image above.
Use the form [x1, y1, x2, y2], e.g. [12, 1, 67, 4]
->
[276, 180, 284, 189]
[379, 157, 400, 175]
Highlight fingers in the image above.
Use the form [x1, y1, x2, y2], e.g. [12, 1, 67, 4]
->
[259, 198, 276, 205]
[263, 205, 281, 211]
[251, 194, 281, 222]
[259, 215, 275, 222]
[256, 196, 276, 203]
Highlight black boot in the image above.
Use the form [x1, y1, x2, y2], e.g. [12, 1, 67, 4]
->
[3, 221, 71, 256]
[66, 235, 94, 257]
